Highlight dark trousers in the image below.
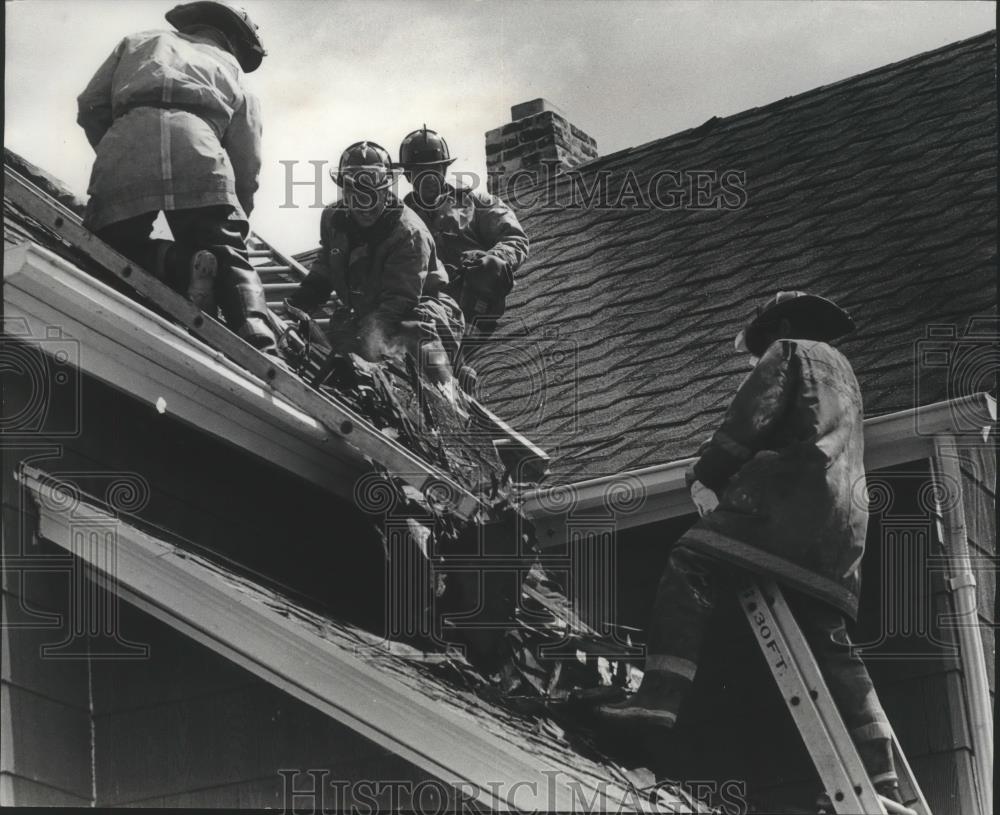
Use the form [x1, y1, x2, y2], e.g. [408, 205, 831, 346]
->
[96, 206, 275, 351]
[643, 544, 897, 783]
[453, 310, 502, 384]
[445, 275, 504, 372]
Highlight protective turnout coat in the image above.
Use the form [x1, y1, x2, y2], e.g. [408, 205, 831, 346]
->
[288, 200, 449, 359]
[682, 339, 869, 619]
[403, 185, 528, 313]
[78, 29, 262, 231]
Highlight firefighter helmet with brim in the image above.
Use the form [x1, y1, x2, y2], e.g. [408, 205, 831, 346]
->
[166, 1, 266, 72]
[399, 127, 457, 169]
[735, 291, 855, 356]
[330, 141, 396, 191]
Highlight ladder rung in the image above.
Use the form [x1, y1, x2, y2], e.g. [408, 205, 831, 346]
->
[879, 797, 917, 815]
[255, 264, 293, 274]
[738, 578, 931, 815]
[248, 249, 272, 258]
[263, 282, 299, 294]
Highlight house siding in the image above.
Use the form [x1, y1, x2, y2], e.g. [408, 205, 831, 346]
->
[0, 345, 441, 807]
[1, 437, 94, 805]
[957, 438, 996, 700]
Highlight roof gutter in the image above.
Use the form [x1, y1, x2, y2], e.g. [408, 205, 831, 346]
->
[523, 393, 996, 537]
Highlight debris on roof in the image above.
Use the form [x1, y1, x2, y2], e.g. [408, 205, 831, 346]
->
[22, 463, 716, 812]
[4, 149, 709, 806]
[3, 149, 520, 507]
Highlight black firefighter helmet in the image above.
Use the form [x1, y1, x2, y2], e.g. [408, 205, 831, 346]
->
[330, 141, 396, 191]
[166, 1, 266, 73]
[735, 291, 855, 356]
[398, 127, 456, 169]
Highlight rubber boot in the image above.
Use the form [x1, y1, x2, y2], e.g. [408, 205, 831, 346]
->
[238, 317, 279, 354]
[596, 670, 685, 728]
[858, 739, 901, 803]
[875, 780, 903, 804]
[815, 739, 902, 811]
[148, 239, 175, 282]
[187, 250, 218, 313]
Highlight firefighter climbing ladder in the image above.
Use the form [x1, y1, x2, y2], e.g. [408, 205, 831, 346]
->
[738, 578, 932, 815]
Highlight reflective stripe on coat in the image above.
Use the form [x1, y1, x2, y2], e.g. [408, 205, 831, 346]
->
[78, 29, 262, 231]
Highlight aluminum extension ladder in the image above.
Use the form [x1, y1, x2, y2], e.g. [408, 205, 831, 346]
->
[738, 578, 932, 815]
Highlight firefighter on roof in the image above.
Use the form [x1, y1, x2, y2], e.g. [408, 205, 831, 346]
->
[285, 142, 463, 384]
[398, 127, 529, 384]
[598, 291, 902, 805]
[77, 1, 278, 355]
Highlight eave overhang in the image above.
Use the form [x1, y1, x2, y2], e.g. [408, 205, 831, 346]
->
[16, 464, 669, 813]
[523, 393, 996, 544]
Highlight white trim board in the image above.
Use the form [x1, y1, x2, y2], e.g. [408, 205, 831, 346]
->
[2, 177, 480, 519]
[18, 465, 675, 813]
[5, 241, 401, 501]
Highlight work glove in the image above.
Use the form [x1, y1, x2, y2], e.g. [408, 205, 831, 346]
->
[461, 252, 507, 297]
[458, 249, 487, 268]
[690, 480, 719, 517]
[283, 299, 311, 324]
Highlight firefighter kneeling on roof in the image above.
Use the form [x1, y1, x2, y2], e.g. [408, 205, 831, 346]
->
[598, 292, 903, 806]
[398, 127, 529, 390]
[284, 142, 464, 385]
[76, 1, 279, 356]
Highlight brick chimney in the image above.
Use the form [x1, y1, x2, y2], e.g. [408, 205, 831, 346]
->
[485, 99, 598, 195]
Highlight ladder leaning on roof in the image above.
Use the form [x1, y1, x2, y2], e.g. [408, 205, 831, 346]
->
[738, 577, 932, 815]
[2, 163, 482, 519]
[244, 231, 329, 330]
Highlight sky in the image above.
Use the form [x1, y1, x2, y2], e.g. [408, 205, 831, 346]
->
[5, 0, 996, 254]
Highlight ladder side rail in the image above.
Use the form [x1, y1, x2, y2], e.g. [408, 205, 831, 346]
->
[738, 577, 886, 814]
[889, 731, 933, 815]
[250, 233, 314, 281]
[4, 166, 481, 519]
[762, 579, 931, 815]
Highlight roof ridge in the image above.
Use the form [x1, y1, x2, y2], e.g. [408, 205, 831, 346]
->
[539, 29, 996, 185]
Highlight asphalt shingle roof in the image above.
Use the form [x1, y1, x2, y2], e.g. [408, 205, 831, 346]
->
[476, 31, 997, 484]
